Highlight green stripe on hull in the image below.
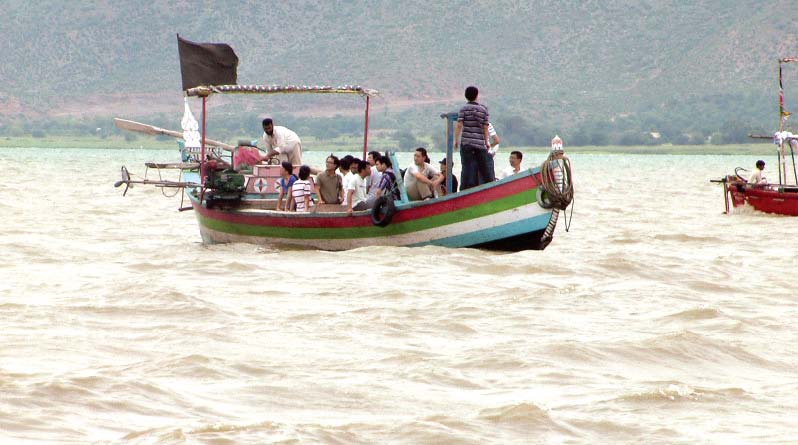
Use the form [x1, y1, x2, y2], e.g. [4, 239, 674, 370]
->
[198, 188, 539, 240]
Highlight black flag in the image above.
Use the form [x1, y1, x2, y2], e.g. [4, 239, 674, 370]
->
[177, 34, 238, 91]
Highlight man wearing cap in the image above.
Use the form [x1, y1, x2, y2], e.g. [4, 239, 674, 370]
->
[749, 160, 767, 185]
[258, 118, 303, 165]
[438, 157, 458, 196]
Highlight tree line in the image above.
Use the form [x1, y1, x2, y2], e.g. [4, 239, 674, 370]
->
[0, 105, 779, 149]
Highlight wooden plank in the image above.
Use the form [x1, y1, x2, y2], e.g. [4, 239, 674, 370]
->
[145, 162, 200, 169]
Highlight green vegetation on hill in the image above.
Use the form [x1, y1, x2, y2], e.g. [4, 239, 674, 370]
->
[1, 1, 797, 146]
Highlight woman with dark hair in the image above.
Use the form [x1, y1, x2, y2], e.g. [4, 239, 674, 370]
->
[403, 147, 443, 200]
[416, 147, 431, 164]
[277, 161, 297, 211]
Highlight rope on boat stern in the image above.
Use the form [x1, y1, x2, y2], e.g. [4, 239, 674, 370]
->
[539, 148, 574, 232]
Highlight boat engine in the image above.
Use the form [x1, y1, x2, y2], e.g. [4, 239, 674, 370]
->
[202, 160, 245, 209]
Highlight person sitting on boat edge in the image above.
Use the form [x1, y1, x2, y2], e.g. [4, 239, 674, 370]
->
[291, 165, 314, 212]
[366, 150, 383, 202]
[277, 161, 297, 211]
[316, 155, 344, 205]
[499, 151, 524, 179]
[748, 160, 767, 185]
[257, 118, 303, 166]
[346, 159, 372, 215]
[404, 147, 443, 201]
[438, 157, 458, 196]
[375, 155, 400, 201]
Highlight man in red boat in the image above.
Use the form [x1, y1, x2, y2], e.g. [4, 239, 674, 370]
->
[258, 118, 303, 166]
[749, 160, 767, 186]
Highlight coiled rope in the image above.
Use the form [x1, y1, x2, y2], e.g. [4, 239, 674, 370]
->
[540, 152, 574, 231]
[540, 153, 573, 210]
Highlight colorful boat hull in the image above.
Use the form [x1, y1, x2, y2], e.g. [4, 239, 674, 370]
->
[189, 168, 559, 251]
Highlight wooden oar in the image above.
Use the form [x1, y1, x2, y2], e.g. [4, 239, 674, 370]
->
[114, 118, 237, 151]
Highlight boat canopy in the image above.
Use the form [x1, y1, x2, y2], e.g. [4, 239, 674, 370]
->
[185, 84, 379, 98]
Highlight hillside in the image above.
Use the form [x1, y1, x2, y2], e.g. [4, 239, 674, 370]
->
[2, 0, 797, 146]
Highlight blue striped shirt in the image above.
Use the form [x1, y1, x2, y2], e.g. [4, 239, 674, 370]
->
[458, 102, 489, 149]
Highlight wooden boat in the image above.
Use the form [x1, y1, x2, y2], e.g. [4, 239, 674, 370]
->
[115, 38, 573, 251]
[716, 57, 798, 215]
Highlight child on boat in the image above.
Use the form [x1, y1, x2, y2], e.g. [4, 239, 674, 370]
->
[277, 161, 297, 211]
[291, 165, 313, 212]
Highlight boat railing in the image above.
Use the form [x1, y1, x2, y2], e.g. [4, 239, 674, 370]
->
[388, 151, 410, 204]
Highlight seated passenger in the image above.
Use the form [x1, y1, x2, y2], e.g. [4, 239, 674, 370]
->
[438, 157, 459, 196]
[291, 165, 313, 212]
[749, 159, 767, 185]
[375, 155, 400, 201]
[346, 160, 372, 215]
[499, 151, 524, 179]
[403, 147, 443, 201]
[277, 161, 297, 211]
[316, 155, 343, 204]
[366, 150, 383, 202]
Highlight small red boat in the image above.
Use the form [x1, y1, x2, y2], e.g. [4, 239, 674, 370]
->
[717, 57, 798, 216]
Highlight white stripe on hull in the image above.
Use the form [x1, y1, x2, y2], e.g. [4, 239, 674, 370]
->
[197, 202, 552, 250]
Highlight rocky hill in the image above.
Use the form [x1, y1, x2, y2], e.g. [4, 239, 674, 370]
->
[2, 0, 797, 144]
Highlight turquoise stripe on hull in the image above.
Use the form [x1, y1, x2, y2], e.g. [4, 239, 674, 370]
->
[411, 212, 553, 248]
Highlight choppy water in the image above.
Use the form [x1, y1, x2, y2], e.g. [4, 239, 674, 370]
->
[1, 147, 796, 444]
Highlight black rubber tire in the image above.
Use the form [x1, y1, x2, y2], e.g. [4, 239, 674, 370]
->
[371, 196, 396, 226]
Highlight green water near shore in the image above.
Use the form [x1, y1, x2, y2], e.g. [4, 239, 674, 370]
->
[0, 135, 777, 155]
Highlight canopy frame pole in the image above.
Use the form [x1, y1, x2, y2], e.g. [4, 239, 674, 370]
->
[363, 95, 371, 159]
[441, 112, 458, 194]
[201, 96, 207, 184]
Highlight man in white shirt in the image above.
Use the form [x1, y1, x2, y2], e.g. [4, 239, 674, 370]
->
[366, 150, 383, 204]
[346, 160, 372, 214]
[749, 159, 766, 185]
[341, 156, 358, 207]
[258, 118, 303, 165]
[404, 147, 443, 200]
[487, 122, 501, 157]
[499, 151, 523, 179]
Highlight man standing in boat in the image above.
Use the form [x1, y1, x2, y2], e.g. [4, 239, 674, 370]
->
[258, 118, 303, 165]
[453, 86, 493, 189]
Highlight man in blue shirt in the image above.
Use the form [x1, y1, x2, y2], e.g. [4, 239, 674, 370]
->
[453, 86, 493, 189]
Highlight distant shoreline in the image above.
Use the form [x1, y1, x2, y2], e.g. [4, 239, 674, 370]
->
[0, 136, 776, 155]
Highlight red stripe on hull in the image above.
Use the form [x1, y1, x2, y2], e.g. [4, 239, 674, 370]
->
[745, 188, 798, 215]
[728, 185, 798, 215]
[193, 172, 540, 227]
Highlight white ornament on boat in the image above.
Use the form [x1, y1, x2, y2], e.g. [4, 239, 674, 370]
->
[551, 135, 563, 151]
[182, 98, 201, 149]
